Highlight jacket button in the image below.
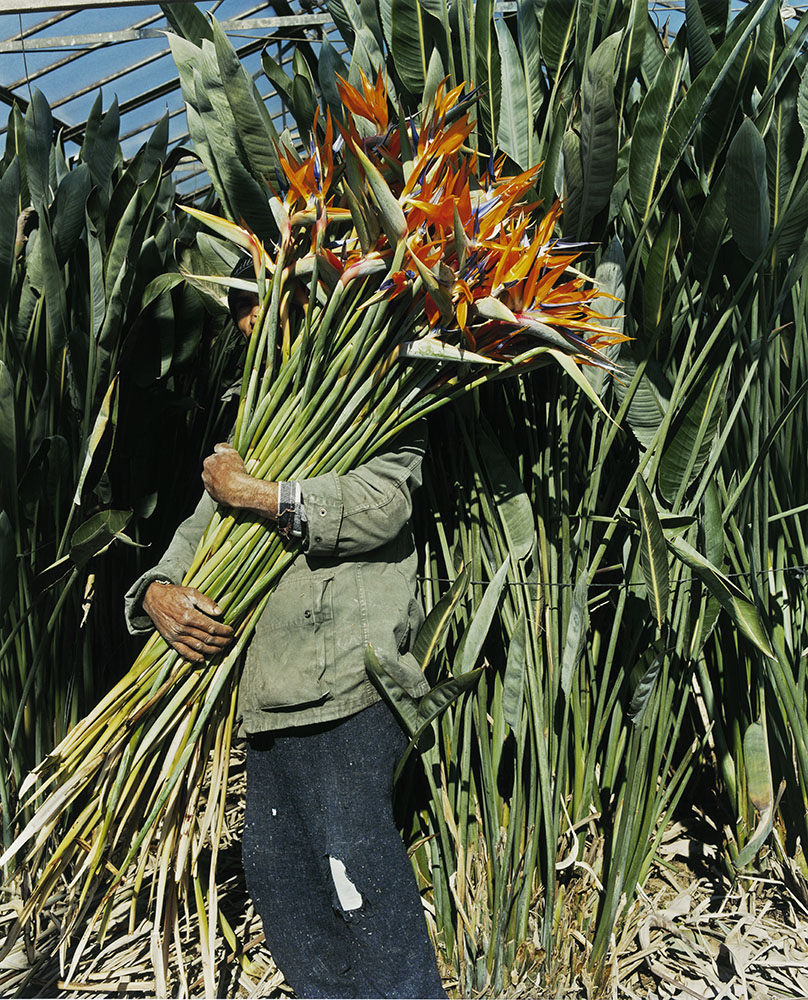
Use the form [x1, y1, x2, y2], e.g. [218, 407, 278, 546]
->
[304, 609, 312, 618]
[319, 507, 327, 517]
[314, 535, 322, 543]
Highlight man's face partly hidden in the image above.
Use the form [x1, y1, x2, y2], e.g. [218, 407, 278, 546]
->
[234, 293, 260, 338]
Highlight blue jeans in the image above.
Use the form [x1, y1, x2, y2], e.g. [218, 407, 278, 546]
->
[242, 701, 448, 999]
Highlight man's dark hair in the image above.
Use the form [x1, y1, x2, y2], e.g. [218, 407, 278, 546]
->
[228, 256, 258, 324]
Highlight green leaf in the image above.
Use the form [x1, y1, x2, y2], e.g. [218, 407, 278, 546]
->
[560, 572, 589, 698]
[478, 423, 535, 560]
[799, 65, 808, 138]
[496, 19, 532, 169]
[318, 40, 349, 122]
[658, 364, 727, 505]
[52, 164, 91, 267]
[70, 509, 134, 569]
[0, 158, 20, 277]
[474, 0, 501, 147]
[37, 509, 134, 590]
[213, 18, 280, 180]
[629, 650, 664, 724]
[387, 0, 439, 93]
[742, 720, 772, 813]
[668, 535, 774, 658]
[25, 89, 54, 208]
[73, 377, 119, 507]
[354, 146, 408, 243]
[502, 612, 527, 732]
[766, 80, 808, 260]
[685, 0, 717, 77]
[517, 0, 542, 162]
[458, 557, 510, 675]
[365, 644, 420, 731]
[80, 93, 120, 191]
[636, 477, 670, 626]
[726, 118, 770, 260]
[541, 0, 577, 77]
[0, 361, 16, 497]
[659, 0, 774, 183]
[628, 37, 685, 217]
[578, 33, 620, 234]
[642, 209, 680, 335]
[413, 564, 471, 668]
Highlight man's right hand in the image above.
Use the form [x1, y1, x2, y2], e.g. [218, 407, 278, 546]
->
[142, 582, 235, 663]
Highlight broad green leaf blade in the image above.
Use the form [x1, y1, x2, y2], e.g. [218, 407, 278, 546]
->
[668, 536, 774, 658]
[659, 0, 774, 183]
[502, 612, 527, 732]
[743, 720, 772, 813]
[766, 80, 808, 260]
[365, 645, 421, 732]
[69, 509, 134, 569]
[458, 557, 510, 675]
[25, 89, 54, 208]
[685, 0, 718, 76]
[642, 209, 680, 336]
[629, 651, 664, 724]
[212, 19, 280, 181]
[578, 33, 620, 234]
[560, 572, 589, 698]
[658, 365, 727, 505]
[474, 0, 501, 147]
[541, 0, 576, 77]
[628, 38, 685, 216]
[388, 0, 438, 93]
[478, 423, 535, 560]
[635, 477, 670, 626]
[726, 118, 770, 260]
[52, 164, 91, 267]
[413, 564, 471, 668]
[496, 19, 532, 170]
[0, 511, 15, 618]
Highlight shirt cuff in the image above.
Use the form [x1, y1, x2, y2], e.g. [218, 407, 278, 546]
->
[299, 471, 344, 555]
[276, 481, 307, 538]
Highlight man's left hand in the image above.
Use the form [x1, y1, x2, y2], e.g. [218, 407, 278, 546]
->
[202, 443, 251, 508]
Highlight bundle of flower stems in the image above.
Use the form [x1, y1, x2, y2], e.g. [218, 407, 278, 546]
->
[0, 75, 623, 989]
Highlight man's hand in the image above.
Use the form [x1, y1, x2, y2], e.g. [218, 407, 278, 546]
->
[202, 443, 279, 519]
[142, 581, 234, 663]
[202, 443, 252, 508]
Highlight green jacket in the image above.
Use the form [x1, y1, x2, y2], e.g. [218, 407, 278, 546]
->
[125, 431, 429, 733]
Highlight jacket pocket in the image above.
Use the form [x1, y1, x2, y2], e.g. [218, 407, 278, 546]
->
[241, 573, 335, 711]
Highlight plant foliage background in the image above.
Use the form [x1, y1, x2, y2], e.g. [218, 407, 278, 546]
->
[2, 0, 808, 994]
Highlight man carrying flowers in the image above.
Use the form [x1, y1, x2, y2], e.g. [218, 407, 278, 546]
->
[124, 267, 448, 999]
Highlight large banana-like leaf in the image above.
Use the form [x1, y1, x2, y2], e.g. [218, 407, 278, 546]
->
[658, 364, 728, 506]
[540, 0, 576, 77]
[726, 118, 770, 261]
[0, 362, 16, 498]
[474, 0, 501, 147]
[659, 0, 774, 182]
[685, 0, 717, 77]
[496, 19, 533, 169]
[25, 89, 54, 209]
[79, 93, 120, 192]
[577, 32, 620, 235]
[766, 77, 808, 260]
[612, 351, 670, 450]
[478, 422, 535, 560]
[642, 207, 680, 338]
[628, 36, 685, 217]
[501, 611, 527, 733]
[212, 19, 279, 180]
[379, 0, 437, 93]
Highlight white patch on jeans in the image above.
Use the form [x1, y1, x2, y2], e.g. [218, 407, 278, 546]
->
[329, 856, 363, 910]
[271, 808, 277, 816]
